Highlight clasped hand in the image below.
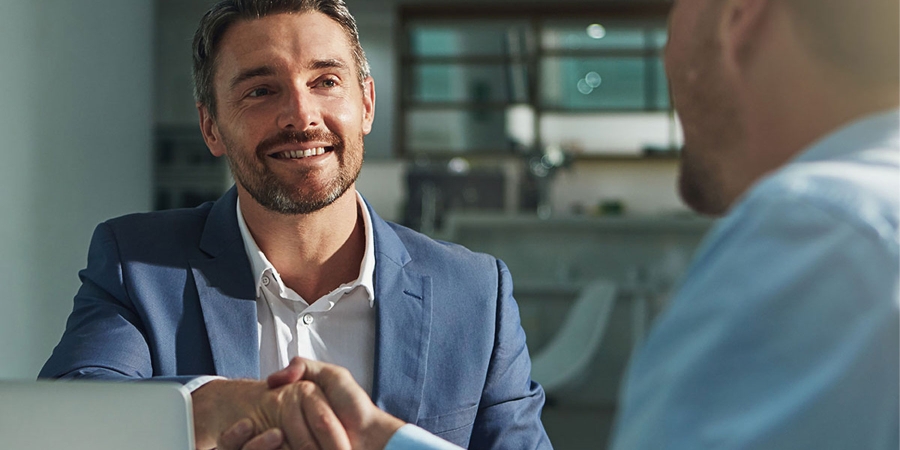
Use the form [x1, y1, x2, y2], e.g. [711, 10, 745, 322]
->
[205, 358, 404, 450]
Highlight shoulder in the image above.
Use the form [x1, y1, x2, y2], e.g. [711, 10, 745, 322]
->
[381, 220, 500, 276]
[104, 202, 214, 233]
[741, 146, 899, 248]
[96, 201, 216, 256]
[668, 145, 900, 326]
[693, 147, 900, 268]
[616, 147, 900, 450]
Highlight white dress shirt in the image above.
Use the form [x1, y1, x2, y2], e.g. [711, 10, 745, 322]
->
[236, 192, 377, 394]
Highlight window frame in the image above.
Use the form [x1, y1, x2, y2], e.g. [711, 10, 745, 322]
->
[397, 3, 674, 159]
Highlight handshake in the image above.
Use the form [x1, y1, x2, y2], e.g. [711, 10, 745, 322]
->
[193, 358, 407, 450]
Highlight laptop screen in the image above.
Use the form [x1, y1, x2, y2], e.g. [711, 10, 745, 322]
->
[0, 380, 194, 450]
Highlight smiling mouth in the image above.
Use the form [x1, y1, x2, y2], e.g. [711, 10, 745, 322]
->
[270, 147, 334, 159]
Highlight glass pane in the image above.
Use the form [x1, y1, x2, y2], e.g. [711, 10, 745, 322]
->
[542, 57, 647, 110]
[409, 64, 529, 103]
[652, 58, 671, 109]
[408, 21, 531, 57]
[540, 112, 679, 155]
[651, 27, 669, 49]
[542, 20, 664, 51]
[406, 107, 533, 154]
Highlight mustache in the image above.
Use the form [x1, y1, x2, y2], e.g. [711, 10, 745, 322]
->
[256, 129, 344, 156]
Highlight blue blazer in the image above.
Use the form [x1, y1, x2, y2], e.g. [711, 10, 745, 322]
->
[40, 187, 550, 449]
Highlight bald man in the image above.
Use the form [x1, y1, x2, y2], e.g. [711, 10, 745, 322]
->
[611, 0, 899, 448]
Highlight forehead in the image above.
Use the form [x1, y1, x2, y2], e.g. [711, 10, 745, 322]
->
[214, 12, 354, 79]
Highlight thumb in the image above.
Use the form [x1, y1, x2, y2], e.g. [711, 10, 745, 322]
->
[266, 357, 306, 388]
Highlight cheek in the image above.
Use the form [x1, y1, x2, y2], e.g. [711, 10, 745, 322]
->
[324, 97, 364, 131]
[664, 21, 689, 76]
[664, 43, 688, 105]
[663, 4, 699, 74]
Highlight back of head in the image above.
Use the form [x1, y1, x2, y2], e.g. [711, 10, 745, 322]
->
[785, 0, 899, 87]
[192, 0, 370, 117]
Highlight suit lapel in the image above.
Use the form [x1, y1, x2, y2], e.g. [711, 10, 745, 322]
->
[190, 187, 260, 379]
[368, 202, 433, 424]
[186, 192, 434, 395]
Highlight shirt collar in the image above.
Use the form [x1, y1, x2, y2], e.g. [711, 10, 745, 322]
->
[793, 107, 900, 165]
[236, 191, 377, 306]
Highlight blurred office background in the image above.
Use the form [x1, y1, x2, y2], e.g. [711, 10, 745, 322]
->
[0, 0, 712, 448]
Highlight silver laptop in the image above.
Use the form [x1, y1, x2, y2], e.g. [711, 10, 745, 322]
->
[0, 379, 194, 449]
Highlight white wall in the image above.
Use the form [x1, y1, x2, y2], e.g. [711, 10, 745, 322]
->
[0, 0, 154, 379]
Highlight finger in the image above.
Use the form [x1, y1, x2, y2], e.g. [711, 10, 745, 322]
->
[280, 382, 320, 450]
[290, 359, 347, 393]
[298, 360, 368, 406]
[240, 428, 285, 450]
[217, 418, 255, 450]
[267, 357, 306, 388]
[218, 419, 285, 450]
[299, 381, 351, 450]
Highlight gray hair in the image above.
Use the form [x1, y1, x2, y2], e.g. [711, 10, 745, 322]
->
[192, 0, 370, 117]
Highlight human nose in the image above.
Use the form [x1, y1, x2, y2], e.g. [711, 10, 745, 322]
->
[277, 85, 321, 130]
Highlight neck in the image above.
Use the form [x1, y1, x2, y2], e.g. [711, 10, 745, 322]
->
[746, 80, 899, 170]
[238, 186, 366, 303]
[724, 11, 900, 208]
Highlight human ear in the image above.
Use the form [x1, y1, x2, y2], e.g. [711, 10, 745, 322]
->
[197, 103, 227, 157]
[361, 77, 376, 135]
[719, 0, 771, 72]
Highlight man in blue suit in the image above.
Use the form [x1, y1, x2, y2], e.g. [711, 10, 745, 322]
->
[39, 1, 550, 449]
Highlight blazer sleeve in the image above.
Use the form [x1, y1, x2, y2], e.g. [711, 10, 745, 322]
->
[39, 222, 196, 385]
[468, 259, 553, 449]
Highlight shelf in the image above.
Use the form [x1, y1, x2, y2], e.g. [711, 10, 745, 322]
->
[398, 150, 679, 162]
[572, 152, 680, 162]
[442, 212, 714, 235]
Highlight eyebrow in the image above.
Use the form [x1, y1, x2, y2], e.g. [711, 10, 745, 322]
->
[309, 58, 349, 72]
[229, 65, 276, 90]
[228, 59, 351, 90]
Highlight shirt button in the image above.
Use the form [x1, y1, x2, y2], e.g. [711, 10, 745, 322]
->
[302, 314, 314, 326]
[262, 276, 270, 286]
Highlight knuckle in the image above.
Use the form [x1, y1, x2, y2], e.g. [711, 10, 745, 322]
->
[298, 380, 318, 395]
[310, 412, 335, 433]
[328, 365, 351, 380]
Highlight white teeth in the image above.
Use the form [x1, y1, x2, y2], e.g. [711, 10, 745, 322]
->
[279, 147, 328, 159]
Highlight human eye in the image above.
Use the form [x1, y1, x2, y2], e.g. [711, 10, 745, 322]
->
[317, 77, 340, 89]
[247, 87, 272, 98]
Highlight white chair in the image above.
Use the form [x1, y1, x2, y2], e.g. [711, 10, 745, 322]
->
[530, 279, 618, 394]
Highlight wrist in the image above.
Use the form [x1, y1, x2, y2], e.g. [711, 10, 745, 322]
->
[361, 411, 406, 450]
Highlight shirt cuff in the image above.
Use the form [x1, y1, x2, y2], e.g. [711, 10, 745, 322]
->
[384, 424, 463, 450]
[183, 375, 227, 393]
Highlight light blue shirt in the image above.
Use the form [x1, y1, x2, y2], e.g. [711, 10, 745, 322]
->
[386, 425, 463, 450]
[610, 109, 900, 449]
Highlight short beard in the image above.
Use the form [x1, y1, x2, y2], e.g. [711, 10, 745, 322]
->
[224, 129, 363, 215]
[678, 147, 728, 216]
